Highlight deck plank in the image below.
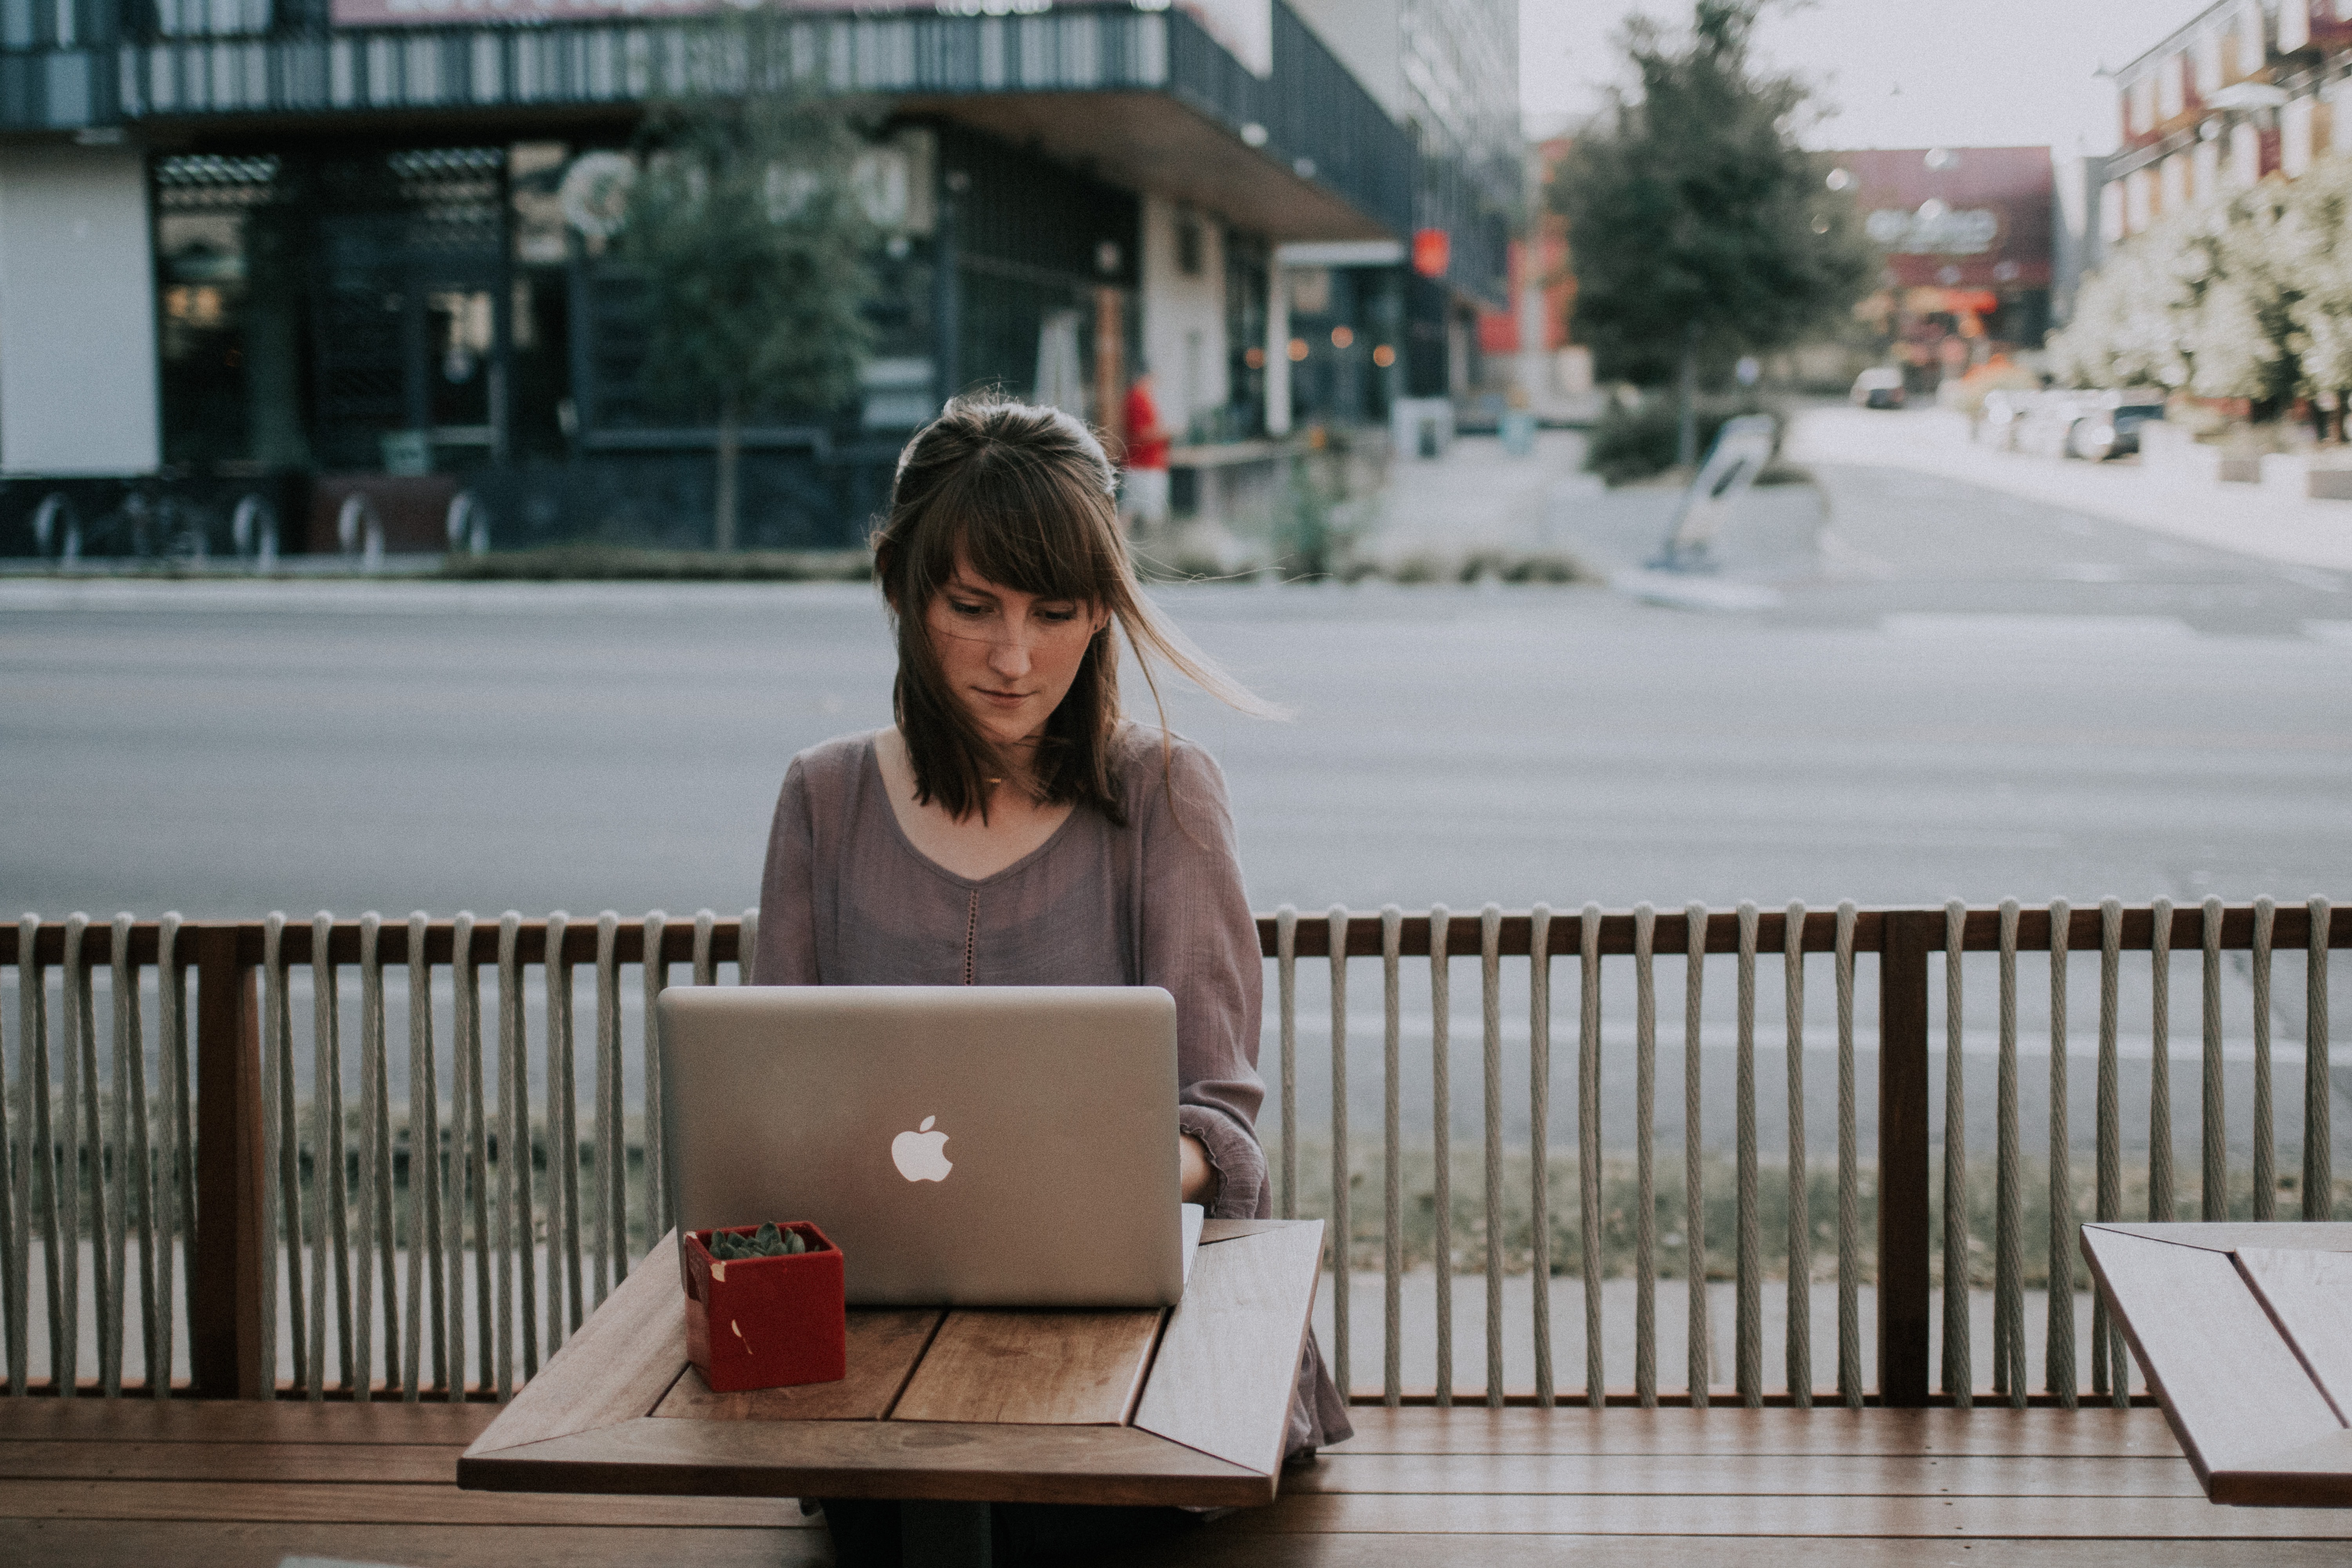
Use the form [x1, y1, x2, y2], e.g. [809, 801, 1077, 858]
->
[0, 1477, 812, 1527]
[1288, 1452, 2203, 1497]
[0, 1401, 498, 1445]
[0, 1520, 824, 1568]
[1329, 1406, 2185, 1458]
[1123, 1534, 2352, 1568]
[0, 1441, 458, 1484]
[1226, 1491, 2352, 1537]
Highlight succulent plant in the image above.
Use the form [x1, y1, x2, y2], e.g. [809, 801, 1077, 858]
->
[706, 1223, 808, 1261]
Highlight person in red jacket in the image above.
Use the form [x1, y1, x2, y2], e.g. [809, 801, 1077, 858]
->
[1120, 368, 1172, 537]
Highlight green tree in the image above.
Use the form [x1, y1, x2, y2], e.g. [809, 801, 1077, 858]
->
[1550, 0, 1875, 465]
[617, 62, 874, 550]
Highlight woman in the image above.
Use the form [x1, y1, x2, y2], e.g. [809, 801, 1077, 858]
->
[753, 397, 1348, 1562]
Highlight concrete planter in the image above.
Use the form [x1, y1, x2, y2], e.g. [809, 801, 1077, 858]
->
[2308, 466, 2352, 501]
[2261, 453, 2312, 494]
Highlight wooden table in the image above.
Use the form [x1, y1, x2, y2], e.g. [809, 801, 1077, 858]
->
[458, 1218, 1323, 1564]
[2083, 1220, 2352, 1507]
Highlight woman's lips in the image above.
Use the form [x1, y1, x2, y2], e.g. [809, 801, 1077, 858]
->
[975, 688, 1029, 707]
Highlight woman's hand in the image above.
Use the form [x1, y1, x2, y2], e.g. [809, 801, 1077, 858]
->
[1180, 1133, 1218, 1206]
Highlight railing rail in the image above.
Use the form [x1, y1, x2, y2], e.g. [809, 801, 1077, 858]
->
[2, 900, 2343, 1405]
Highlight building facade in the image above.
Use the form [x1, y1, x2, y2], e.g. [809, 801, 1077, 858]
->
[2095, 0, 2352, 254]
[0, 0, 1504, 556]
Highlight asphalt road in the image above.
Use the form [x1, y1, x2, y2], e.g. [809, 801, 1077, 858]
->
[4, 430, 2348, 1161]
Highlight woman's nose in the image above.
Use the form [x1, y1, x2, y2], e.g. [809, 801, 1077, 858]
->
[988, 628, 1033, 677]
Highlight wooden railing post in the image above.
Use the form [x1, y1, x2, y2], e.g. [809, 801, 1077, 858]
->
[191, 925, 268, 1399]
[1877, 910, 1933, 1406]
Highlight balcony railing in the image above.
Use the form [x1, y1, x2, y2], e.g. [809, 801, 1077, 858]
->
[3, 898, 2340, 1407]
[0, 4, 1412, 243]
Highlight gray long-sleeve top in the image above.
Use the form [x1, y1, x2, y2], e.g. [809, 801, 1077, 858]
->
[752, 723, 1349, 1452]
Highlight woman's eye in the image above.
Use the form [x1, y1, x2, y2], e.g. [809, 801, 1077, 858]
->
[1037, 606, 1079, 623]
[947, 599, 989, 617]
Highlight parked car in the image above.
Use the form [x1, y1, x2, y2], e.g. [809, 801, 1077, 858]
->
[1993, 388, 2166, 462]
[1850, 367, 1906, 409]
[2063, 391, 2167, 460]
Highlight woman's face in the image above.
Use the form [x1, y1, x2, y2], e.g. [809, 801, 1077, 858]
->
[922, 552, 1109, 751]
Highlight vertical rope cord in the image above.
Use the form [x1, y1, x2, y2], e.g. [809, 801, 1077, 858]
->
[1380, 906, 1402, 1409]
[1528, 904, 1554, 1409]
[1783, 900, 1810, 1409]
[265, 915, 303, 1394]
[499, 912, 532, 1388]
[2251, 899, 2276, 1223]
[369, 916, 399, 1398]
[546, 911, 581, 1351]
[1684, 902, 1709, 1408]
[1, 919, 20, 1401]
[642, 913, 670, 1254]
[593, 914, 619, 1309]
[9, 915, 45, 1401]
[1632, 903, 1657, 1410]
[1276, 907, 1296, 1221]
[2045, 899, 2075, 1409]
[354, 914, 385, 1403]
[1577, 902, 1603, 1410]
[308, 911, 345, 1401]
[453, 911, 485, 1403]
[64, 914, 96, 1402]
[1735, 900, 1760, 1408]
[406, 912, 443, 1401]
[691, 909, 715, 988]
[2149, 898, 2174, 1222]
[1429, 904, 1453, 1408]
[2095, 898, 2126, 1405]
[1480, 903, 1504, 1408]
[2201, 897, 2226, 1223]
[110, 913, 146, 1398]
[1940, 899, 1969, 1408]
[20, 914, 60, 1398]
[156, 913, 188, 1401]
[739, 910, 758, 983]
[1327, 905, 1350, 1404]
[2308, 897, 2334, 1221]
[1994, 899, 2022, 1407]
[1834, 902, 1860, 1409]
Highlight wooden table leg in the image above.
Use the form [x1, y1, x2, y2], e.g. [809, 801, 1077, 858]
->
[901, 1500, 991, 1568]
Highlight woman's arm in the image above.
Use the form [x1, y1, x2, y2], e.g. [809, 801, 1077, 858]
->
[1139, 739, 1270, 1220]
[753, 758, 822, 986]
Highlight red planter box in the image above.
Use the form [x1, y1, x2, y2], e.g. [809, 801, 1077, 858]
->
[680, 1222, 846, 1393]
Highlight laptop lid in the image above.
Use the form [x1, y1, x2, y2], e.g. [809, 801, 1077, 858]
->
[659, 985, 1184, 1308]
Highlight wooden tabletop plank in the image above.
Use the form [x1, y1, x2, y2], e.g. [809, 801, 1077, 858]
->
[0, 1477, 811, 1527]
[463, 1233, 690, 1460]
[460, 1414, 1276, 1508]
[1133, 1220, 1323, 1475]
[0, 1401, 499, 1446]
[891, 1308, 1163, 1426]
[2238, 1247, 2352, 1424]
[2082, 1225, 2341, 1490]
[1287, 1451, 2204, 1498]
[653, 1309, 941, 1423]
[1328, 1405, 2184, 1458]
[1224, 1490, 2352, 1537]
[2091, 1222, 2352, 1254]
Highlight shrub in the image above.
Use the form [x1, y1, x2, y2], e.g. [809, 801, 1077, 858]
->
[1585, 392, 1781, 486]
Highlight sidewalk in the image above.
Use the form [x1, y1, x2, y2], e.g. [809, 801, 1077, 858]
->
[1788, 405, 2352, 574]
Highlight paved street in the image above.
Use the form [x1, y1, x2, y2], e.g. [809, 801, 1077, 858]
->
[4, 415, 2348, 1163]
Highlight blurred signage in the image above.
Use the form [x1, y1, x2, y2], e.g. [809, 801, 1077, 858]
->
[1412, 228, 1450, 279]
[1828, 146, 2053, 292]
[1864, 202, 1999, 255]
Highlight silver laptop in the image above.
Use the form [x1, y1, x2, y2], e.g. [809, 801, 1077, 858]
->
[660, 985, 1196, 1308]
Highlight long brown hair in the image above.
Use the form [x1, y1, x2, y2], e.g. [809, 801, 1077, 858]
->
[870, 396, 1273, 825]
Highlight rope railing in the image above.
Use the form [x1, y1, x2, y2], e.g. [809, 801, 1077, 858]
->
[0, 901, 2343, 1404]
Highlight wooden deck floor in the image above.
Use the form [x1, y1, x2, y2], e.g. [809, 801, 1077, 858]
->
[5, 1400, 2350, 1566]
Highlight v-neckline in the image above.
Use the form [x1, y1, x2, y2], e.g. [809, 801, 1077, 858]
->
[863, 733, 1083, 890]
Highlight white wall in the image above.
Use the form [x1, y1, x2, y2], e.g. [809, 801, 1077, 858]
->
[1138, 193, 1229, 443]
[0, 146, 161, 476]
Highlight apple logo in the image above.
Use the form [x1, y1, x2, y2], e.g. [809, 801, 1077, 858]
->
[891, 1114, 953, 1183]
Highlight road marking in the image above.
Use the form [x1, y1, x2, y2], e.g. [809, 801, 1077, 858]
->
[1610, 570, 1783, 612]
[1880, 612, 2195, 641]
